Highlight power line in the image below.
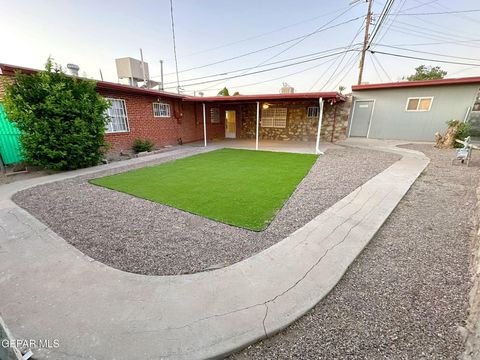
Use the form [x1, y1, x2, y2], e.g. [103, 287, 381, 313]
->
[168, 0, 180, 93]
[393, 19, 477, 43]
[369, 51, 384, 82]
[165, 5, 353, 61]
[162, 49, 360, 89]
[312, 21, 365, 90]
[386, 39, 480, 47]
[371, 52, 392, 81]
[332, 53, 362, 90]
[162, 45, 361, 86]
[226, 57, 339, 91]
[155, 15, 364, 78]
[387, 24, 480, 50]
[370, 50, 480, 67]
[390, 9, 480, 15]
[375, 44, 480, 62]
[200, 6, 362, 92]
[399, 0, 440, 12]
[369, 0, 396, 46]
[372, 0, 407, 47]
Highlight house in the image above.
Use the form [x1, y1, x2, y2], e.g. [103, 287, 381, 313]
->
[0, 63, 351, 159]
[349, 77, 480, 141]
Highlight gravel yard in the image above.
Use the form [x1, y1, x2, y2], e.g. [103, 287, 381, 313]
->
[13, 146, 398, 276]
[233, 144, 480, 359]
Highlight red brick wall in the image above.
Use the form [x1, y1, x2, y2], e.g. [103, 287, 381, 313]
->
[99, 90, 220, 152]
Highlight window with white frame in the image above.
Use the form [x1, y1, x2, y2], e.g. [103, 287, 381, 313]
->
[261, 108, 287, 128]
[307, 106, 320, 118]
[153, 102, 171, 117]
[406, 97, 433, 111]
[210, 108, 220, 123]
[105, 98, 129, 133]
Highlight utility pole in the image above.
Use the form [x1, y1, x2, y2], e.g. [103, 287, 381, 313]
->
[159, 60, 164, 90]
[357, 0, 373, 85]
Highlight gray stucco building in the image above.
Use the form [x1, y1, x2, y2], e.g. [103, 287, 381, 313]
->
[349, 77, 480, 141]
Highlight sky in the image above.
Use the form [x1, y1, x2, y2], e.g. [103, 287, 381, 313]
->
[1, 0, 479, 96]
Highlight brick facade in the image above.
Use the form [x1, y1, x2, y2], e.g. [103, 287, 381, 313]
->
[0, 68, 351, 155]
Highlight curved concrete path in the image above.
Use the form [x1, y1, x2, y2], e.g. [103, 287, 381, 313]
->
[0, 142, 429, 359]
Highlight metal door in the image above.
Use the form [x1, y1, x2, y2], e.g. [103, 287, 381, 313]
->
[350, 100, 374, 137]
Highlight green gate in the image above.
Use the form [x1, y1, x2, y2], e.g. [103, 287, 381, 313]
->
[0, 104, 23, 165]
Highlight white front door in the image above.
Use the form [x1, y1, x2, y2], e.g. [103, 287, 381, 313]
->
[225, 110, 236, 138]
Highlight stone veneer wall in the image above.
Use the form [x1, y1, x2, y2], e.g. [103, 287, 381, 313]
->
[238, 98, 351, 142]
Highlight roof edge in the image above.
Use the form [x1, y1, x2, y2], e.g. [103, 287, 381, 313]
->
[352, 76, 480, 91]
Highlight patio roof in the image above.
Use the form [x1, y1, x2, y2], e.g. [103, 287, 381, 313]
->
[0, 63, 345, 103]
[184, 92, 345, 103]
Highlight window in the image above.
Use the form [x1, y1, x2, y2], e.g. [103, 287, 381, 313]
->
[406, 97, 433, 111]
[307, 106, 320, 118]
[153, 102, 171, 117]
[261, 108, 287, 128]
[210, 108, 220, 123]
[105, 98, 129, 133]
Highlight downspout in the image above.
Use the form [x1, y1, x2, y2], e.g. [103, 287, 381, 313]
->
[256, 101, 260, 150]
[203, 103, 207, 147]
[315, 97, 324, 155]
[330, 102, 337, 143]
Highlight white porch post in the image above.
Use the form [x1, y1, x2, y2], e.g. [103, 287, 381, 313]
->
[315, 97, 324, 155]
[202, 103, 207, 147]
[255, 101, 260, 150]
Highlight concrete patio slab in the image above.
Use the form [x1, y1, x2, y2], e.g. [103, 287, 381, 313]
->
[187, 138, 343, 154]
[0, 141, 429, 359]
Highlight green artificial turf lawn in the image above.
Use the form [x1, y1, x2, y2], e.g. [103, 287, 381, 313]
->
[90, 148, 318, 231]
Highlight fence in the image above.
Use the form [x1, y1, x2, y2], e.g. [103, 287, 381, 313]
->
[0, 104, 23, 165]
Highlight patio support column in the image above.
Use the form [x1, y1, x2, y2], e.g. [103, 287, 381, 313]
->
[255, 101, 260, 150]
[315, 97, 325, 155]
[202, 103, 207, 147]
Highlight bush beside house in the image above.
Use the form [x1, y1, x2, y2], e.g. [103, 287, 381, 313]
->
[3, 59, 110, 170]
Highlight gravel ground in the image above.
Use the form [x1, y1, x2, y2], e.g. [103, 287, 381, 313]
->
[13, 146, 398, 276]
[233, 144, 480, 360]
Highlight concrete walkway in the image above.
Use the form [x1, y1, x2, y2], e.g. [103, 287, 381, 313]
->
[0, 141, 429, 359]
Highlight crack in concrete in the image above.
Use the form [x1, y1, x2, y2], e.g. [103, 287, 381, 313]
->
[262, 303, 269, 338]
[294, 185, 379, 250]
[134, 188, 393, 339]
[7, 209, 36, 234]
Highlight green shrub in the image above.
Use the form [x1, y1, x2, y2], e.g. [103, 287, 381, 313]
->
[3, 58, 110, 170]
[132, 138, 154, 153]
[447, 120, 471, 147]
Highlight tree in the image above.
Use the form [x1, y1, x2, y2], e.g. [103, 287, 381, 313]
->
[217, 87, 230, 96]
[406, 65, 447, 81]
[233, 91, 241, 96]
[3, 58, 110, 170]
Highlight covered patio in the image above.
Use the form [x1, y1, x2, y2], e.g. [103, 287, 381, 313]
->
[184, 92, 350, 154]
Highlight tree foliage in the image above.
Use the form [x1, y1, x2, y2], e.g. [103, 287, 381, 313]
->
[406, 65, 447, 81]
[217, 87, 230, 96]
[3, 58, 110, 170]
